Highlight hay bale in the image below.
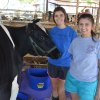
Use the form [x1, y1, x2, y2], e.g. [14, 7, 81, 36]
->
[23, 54, 48, 69]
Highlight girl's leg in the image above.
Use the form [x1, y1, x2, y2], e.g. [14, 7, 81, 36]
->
[48, 63, 59, 100]
[65, 73, 79, 100]
[71, 93, 79, 100]
[50, 77, 59, 99]
[58, 79, 66, 100]
[48, 63, 69, 100]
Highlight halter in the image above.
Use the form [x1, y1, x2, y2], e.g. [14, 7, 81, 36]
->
[29, 36, 57, 55]
[26, 23, 57, 56]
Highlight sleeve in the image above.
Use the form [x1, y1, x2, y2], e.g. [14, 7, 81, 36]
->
[70, 28, 78, 42]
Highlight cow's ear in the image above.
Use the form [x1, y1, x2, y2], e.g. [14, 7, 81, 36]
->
[32, 19, 40, 24]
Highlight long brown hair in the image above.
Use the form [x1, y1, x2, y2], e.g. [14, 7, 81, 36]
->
[77, 13, 96, 41]
[53, 6, 68, 24]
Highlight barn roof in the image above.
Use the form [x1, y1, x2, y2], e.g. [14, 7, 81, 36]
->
[48, 0, 99, 8]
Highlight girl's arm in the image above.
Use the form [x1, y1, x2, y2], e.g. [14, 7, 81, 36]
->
[95, 59, 100, 100]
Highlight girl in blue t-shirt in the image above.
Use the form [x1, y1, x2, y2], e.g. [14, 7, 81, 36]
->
[65, 14, 100, 100]
[48, 6, 77, 100]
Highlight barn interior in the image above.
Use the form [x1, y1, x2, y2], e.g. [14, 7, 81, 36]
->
[0, 0, 100, 100]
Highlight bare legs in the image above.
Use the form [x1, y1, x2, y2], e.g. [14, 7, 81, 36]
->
[51, 78, 66, 100]
[51, 77, 79, 100]
[71, 93, 79, 100]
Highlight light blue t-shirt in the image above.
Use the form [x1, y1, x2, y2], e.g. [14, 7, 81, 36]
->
[48, 26, 77, 67]
[69, 36, 100, 82]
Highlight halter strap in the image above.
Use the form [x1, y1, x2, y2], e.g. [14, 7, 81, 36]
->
[0, 23, 15, 48]
[29, 36, 57, 55]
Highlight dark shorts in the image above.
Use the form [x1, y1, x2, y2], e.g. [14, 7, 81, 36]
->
[48, 63, 69, 80]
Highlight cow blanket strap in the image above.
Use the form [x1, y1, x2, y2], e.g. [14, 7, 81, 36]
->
[0, 23, 15, 48]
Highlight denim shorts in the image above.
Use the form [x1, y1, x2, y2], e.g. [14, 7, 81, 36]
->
[65, 72, 98, 100]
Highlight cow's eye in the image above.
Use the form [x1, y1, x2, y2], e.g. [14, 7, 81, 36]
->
[29, 29, 33, 34]
[40, 36, 45, 40]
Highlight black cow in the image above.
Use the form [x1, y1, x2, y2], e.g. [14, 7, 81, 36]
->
[6, 20, 60, 72]
[0, 20, 60, 100]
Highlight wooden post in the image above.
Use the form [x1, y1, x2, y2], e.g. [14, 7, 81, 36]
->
[76, 0, 79, 25]
[95, 0, 100, 33]
[46, 0, 48, 13]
